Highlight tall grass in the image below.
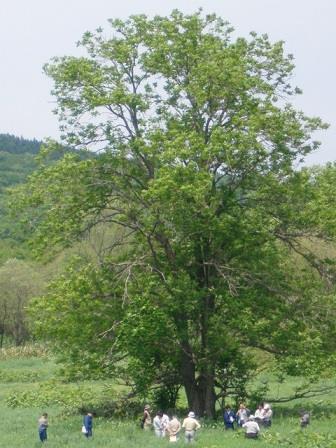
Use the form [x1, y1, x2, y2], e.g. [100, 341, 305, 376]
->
[0, 343, 48, 359]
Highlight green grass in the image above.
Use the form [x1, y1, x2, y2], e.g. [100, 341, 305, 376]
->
[0, 355, 336, 447]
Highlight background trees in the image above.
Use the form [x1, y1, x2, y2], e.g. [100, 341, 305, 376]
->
[14, 11, 336, 417]
[0, 259, 44, 346]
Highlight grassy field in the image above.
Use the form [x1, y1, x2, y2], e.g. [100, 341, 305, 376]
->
[0, 352, 336, 447]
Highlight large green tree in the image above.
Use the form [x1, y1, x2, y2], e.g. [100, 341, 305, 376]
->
[16, 11, 336, 417]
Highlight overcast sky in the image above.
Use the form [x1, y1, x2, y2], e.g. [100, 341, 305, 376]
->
[0, 0, 334, 164]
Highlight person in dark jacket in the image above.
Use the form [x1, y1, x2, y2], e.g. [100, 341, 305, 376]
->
[223, 405, 236, 430]
[83, 412, 93, 438]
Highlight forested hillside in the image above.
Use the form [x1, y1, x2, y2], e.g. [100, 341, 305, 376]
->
[0, 134, 101, 346]
[0, 134, 41, 261]
[0, 134, 41, 155]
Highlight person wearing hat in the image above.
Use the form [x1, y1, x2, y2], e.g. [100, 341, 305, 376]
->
[142, 405, 152, 430]
[261, 403, 272, 427]
[242, 415, 260, 439]
[182, 411, 201, 443]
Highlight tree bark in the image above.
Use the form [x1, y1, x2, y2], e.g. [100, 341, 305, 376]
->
[180, 344, 217, 418]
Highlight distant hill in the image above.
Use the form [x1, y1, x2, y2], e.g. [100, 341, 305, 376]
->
[0, 134, 42, 261]
[0, 151, 37, 193]
[0, 133, 42, 155]
[0, 133, 43, 192]
[0, 134, 93, 262]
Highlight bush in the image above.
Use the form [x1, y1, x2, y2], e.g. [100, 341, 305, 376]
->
[5, 380, 144, 419]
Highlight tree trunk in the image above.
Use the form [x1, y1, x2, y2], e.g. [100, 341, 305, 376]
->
[183, 376, 217, 418]
[180, 345, 217, 418]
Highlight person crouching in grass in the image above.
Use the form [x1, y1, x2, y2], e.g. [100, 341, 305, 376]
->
[242, 415, 260, 439]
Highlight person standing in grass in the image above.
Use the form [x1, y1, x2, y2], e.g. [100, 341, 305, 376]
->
[83, 412, 93, 438]
[237, 403, 249, 426]
[162, 412, 170, 437]
[143, 404, 152, 430]
[166, 415, 181, 442]
[182, 411, 201, 443]
[153, 410, 164, 437]
[38, 413, 48, 443]
[223, 405, 236, 430]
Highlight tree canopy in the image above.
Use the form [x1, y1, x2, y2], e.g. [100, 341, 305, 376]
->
[14, 10, 336, 417]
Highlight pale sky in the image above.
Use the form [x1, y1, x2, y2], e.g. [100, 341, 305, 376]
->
[0, 0, 335, 165]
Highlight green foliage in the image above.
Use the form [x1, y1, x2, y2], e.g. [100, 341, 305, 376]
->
[263, 430, 336, 448]
[14, 10, 336, 417]
[5, 378, 143, 419]
[150, 384, 180, 411]
[0, 368, 40, 383]
[0, 135, 42, 261]
[5, 380, 97, 409]
[28, 260, 125, 378]
[0, 259, 45, 345]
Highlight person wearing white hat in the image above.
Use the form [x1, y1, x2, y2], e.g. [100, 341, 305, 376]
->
[242, 415, 260, 439]
[261, 404, 273, 427]
[182, 411, 201, 443]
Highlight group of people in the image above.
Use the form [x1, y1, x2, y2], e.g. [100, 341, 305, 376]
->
[223, 402, 273, 438]
[38, 402, 309, 443]
[142, 406, 201, 443]
[38, 411, 93, 442]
